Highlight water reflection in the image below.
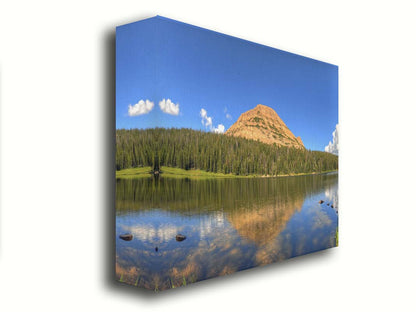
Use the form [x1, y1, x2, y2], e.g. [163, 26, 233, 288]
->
[116, 173, 338, 290]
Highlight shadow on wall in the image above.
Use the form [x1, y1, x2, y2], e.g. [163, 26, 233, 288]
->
[101, 26, 116, 295]
[0, 72, 2, 256]
[100, 16, 336, 299]
[101, 14, 161, 299]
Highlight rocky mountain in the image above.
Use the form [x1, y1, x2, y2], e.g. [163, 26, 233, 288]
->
[225, 104, 305, 149]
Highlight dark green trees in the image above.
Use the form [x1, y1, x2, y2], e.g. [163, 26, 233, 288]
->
[116, 128, 338, 176]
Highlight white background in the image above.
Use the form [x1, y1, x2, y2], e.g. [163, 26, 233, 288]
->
[1, 1, 415, 311]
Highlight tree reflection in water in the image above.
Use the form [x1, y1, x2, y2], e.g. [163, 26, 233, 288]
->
[116, 173, 338, 290]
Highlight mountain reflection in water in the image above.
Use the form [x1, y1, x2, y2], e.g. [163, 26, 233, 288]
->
[116, 173, 338, 290]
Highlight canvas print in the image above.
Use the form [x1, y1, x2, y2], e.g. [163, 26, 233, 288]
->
[115, 16, 339, 291]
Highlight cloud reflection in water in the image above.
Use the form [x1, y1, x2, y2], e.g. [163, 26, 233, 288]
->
[116, 173, 338, 290]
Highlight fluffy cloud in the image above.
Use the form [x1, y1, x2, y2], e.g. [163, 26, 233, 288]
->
[213, 124, 225, 134]
[200, 108, 207, 120]
[224, 107, 232, 120]
[325, 124, 339, 155]
[128, 99, 154, 116]
[200, 108, 212, 127]
[200, 108, 225, 134]
[159, 98, 180, 115]
[205, 117, 212, 127]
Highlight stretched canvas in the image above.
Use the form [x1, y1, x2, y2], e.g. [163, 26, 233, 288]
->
[115, 16, 339, 291]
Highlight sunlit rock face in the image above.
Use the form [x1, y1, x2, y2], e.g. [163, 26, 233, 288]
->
[226, 104, 305, 149]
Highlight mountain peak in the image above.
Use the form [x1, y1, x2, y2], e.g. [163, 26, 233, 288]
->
[225, 104, 304, 149]
[255, 103, 276, 112]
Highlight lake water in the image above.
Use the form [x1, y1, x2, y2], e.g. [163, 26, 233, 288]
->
[116, 172, 338, 290]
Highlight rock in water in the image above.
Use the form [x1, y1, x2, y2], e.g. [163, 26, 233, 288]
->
[119, 234, 133, 241]
[176, 234, 186, 242]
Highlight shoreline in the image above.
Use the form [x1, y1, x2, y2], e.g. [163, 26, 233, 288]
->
[116, 166, 338, 180]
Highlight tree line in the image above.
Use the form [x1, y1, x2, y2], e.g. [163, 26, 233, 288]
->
[116, 128, 338, 176]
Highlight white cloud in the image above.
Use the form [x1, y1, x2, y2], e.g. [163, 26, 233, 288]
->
[325, 124, 339, 155]
[128, 99, 154, 116]
[224, 107, 232, 120]
[213, 124, 225, 134]
[200, 108, 226, 134]
[159, 98, 180, 115]
[205, 117, 212, 127]
[200, 108, 212, 127]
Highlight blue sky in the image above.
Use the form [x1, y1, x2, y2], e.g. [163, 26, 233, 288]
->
[116, 16, 338, 151]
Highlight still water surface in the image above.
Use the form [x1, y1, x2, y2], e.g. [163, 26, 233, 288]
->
[116, 173, 338, 290]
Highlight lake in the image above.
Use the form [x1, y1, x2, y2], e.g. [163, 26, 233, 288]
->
[116, 172, 338, 290]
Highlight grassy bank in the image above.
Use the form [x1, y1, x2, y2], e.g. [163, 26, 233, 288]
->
[115, 166, 153, 179]
[116, 166, 337, 180]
